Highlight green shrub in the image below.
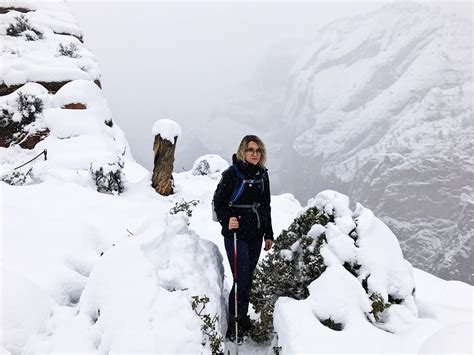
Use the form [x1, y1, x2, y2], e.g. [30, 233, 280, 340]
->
[0, 93, 44, 146]
[90, 162, 124, 195]
[249, 207, 330, 343]
[320, 317, 343, 331]
[17, 92, 44, 125]
[369, 292, 391, 322]
[191, 295, 223, 354]
[1, 168, 33, 185]
[192, 159, 211, 176]
[7, 15, 43, 40]
[169, 199, 199, 217]
[58, 43, 80, 58]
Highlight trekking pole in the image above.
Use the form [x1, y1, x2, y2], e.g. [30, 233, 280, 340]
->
[233, 231, 239, 355]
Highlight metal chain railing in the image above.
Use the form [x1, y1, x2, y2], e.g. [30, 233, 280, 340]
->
[13, 149, 47, 170]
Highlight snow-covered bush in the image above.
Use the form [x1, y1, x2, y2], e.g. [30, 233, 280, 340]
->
[250, 190, 417, 343]
[0, 92, 44, 145]
[169, 199, 199, 217]
[6, 15, 43, 41]
[58, 43, 80, 58]
[192, 159, 210, 176]
[16, 92, 44, 124]
[1, 168, 33, 186]
[90, 160, 124, 194]
[249, 206, 331, 342]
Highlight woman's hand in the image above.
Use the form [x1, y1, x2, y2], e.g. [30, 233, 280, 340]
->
[264, 239, 273, 251]
[228, 217, 239, 230]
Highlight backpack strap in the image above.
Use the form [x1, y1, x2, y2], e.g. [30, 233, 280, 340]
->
[229, 164, 265, 205]
[229, 165, 245, 204]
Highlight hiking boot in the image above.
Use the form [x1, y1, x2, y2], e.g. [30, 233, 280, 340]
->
[239, 315, 256, 335]
[226, 324, 244, 344]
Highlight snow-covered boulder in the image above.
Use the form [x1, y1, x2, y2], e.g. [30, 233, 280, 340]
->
[191, 154, 229, 179]
[0, 0, 99, 94]
[78, 213, 225, 353]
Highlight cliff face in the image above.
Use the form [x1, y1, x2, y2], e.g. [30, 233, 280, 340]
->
[279, 3, 472, 283]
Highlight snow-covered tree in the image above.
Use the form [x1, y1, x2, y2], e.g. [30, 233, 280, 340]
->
[250, 190, 417, 343]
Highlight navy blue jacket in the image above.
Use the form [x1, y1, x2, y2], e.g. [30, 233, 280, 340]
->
[213, 154, 274, 240]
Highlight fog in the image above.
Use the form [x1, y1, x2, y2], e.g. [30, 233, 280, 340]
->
[66, 0, 472, 283]
[68, 1, 392, 168]
[68, 0, 471, 190]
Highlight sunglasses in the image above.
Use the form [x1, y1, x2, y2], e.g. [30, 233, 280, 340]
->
[245, 148, 262, 155]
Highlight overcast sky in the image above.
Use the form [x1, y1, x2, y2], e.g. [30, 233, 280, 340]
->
[67, 0, 472, 170]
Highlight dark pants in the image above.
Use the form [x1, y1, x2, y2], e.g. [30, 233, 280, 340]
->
[224, 236, 262, 319]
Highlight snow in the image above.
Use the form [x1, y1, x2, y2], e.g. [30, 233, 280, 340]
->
[354, 202, 416, 302]
[78, 215, 224, 353]
[1, 1, 472, 353]
[0, 79, 131, 190]
[0, 1, 97, 86]
[3, 166, 471, 354]
[308, 264, 373, 323]
[272, 191, 472, 354]
[151, 119, 181, 144]
[1, 153, 301, 353]
[1, 269, 52, 354]
[191, 154, 229, 179]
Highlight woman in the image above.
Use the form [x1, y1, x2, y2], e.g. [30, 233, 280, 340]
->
[213, 135, 274, 343]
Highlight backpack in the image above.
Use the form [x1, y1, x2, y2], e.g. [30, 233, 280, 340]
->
[212, 164, 265, 222]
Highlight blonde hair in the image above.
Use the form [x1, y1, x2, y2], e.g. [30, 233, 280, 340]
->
[236, 135, 267, 168]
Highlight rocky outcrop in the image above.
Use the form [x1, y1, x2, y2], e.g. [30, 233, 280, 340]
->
[0, 1, 102, 149]
[0, 1, 129, 195]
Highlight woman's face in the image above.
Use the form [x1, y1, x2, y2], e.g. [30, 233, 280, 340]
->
[244, 141, 262, 165]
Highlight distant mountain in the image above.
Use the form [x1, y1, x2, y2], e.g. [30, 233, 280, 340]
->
[280, 2, 472, 284]
[199, 2, 473, 283]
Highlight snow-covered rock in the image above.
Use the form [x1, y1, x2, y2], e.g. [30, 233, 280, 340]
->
[151, 119, 181, 144]
[191, 154, 229, 179]
[0, 0, 99, 91]
[0, 2, 132, 194]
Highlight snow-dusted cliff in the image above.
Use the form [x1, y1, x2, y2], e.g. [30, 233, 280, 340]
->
[280, 2, 472, 283]
[199, 2, 473, 284]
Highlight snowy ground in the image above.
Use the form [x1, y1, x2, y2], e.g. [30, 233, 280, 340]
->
[0, 2, 471, 352]
[0, 156, 300, 354]
[1, 157, 472, 354]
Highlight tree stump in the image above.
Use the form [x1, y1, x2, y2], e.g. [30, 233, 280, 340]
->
[151, 134, 177, 195]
